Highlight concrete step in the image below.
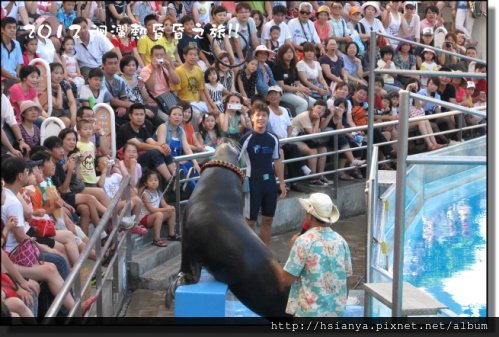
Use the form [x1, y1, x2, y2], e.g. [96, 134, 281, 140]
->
[129, 241, 181, 281]
[131, 255, 182, 290]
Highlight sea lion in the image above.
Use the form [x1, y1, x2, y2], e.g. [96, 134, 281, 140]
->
[166, 140, 289, 317]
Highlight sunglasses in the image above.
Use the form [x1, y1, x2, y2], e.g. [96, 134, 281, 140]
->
[406, 5, 415, 10]
[300, 11, 310, 15]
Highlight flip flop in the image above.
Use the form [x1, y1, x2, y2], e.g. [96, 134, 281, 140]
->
[339, 173, 355, 181]
[152, 239, 168, 247]
[167, 233, 182, 241]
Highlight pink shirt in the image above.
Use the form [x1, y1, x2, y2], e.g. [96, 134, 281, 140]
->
[8, 84, 38, 123]
[140, 64, 170, 98]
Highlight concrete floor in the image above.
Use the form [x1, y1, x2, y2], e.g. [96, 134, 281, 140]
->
[123, 213, 367, 317]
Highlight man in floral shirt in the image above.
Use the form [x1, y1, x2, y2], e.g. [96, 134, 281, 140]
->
[281, 193, 352, 317]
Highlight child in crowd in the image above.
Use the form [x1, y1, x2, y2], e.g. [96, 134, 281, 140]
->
[204, 67, 229, 114]
[377, 46, 398, 88]
[138, 170, 180, 248]
[29, 151, 96, 263]
[79, 68, 112, 108]
[196, 113, 222, 151]
[76, 119, 98, 187]
[95, 155, 145, 235]
[237, 57, 258, 105]
[406, 80, 445, 151]
[60, 36, 85, 97]
[419, 48, 440, 87]
[22, 36, 39, 66]
[268, 25, 281, 53]
[389, 92, 400, 115]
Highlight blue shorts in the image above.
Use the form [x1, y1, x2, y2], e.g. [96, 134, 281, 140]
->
[244, 177, 277, 221]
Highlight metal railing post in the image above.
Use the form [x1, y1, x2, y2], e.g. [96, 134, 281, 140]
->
[457, 113, 464, 142]
[392, 90, 410, 317]
[367, 30, 377, 177]
[364, 145, 379, 316]
[175, 163, 181, 233]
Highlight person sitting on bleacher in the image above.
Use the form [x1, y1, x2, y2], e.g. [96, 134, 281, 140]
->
[291, 100, 331, 186]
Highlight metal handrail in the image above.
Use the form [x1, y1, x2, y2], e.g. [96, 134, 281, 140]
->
[367, 30, 487, 177]
[373, 69, 486, 78]
[44, 175, 132, 320]
[375, 32, 485, 64]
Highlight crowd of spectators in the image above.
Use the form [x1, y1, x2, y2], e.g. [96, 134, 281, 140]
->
[0, 1, 487, 318]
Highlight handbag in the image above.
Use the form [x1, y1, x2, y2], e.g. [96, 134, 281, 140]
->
[1, 273, 18, 298]
[29, 218, 56, 237]
[9, 239, 43, 267]
[157, 91, 180, 113]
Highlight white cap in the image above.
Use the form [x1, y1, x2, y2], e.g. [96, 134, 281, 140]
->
[466, 81, 476, 89]
[422, 27, 434, 35]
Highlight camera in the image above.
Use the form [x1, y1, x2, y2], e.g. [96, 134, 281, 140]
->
[445, 42, 453, 48]
[108, 159, 115, 166]
[227, 103, 242, 110]
[157, 58, 164, 65]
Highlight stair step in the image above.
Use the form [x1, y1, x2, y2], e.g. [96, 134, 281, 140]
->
[129, 241, 181, 278]
[131, 255, 182, 290]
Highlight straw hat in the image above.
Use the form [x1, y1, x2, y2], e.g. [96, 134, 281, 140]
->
[317, 5, 331, 17]
[254, 45, 276, 57]
[361, 1, 381, 17]
[298, 193, 340, 224]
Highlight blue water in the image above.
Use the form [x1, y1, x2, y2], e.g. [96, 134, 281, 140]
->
[403, 177, 487, 316]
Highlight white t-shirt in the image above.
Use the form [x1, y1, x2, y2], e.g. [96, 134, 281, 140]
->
[1, 188, 29, 253]
[1, 93, 16, 128]
[74, 30, 114, 68]
[296, 60, 321, 81]
[287, 18, 321, 46]
[262, 20, 291, 46]
[268, 106, 291, 139]
[100, 172, 123, 199]
[291, 111, 313, 137]
[228, 17, 257, 52]
[79, 85, 112, 104]
[193, 1, 213, 26]
[36, 37, 57, 63]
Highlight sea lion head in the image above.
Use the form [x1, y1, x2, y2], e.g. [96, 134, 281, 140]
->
[213, 138, 241, 165]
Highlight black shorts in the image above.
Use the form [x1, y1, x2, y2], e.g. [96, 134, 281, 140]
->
[60, 191, 76, 208]
[27, 227, 55, 248]
[244, 178, 277, 221]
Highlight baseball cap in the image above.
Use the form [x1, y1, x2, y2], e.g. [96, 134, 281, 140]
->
[349, 6, 361, 15]
[466, 81, 476, 89]
[422, 27, 434, 36]
[268, 86, 283, 95]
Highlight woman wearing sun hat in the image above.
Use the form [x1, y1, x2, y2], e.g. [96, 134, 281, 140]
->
[281, 193, 353, 317]
[359, 1, 388, 38]
[254, 45, 277, 96]
[314, 5, 332, 43]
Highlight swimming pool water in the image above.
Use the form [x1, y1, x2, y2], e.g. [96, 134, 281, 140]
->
[403, 177, 487, 317]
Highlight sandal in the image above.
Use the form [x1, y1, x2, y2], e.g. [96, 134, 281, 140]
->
[131, 225, 148, 236]
[352, 169, 364, 179]
[167, 233, 182, 241]
[152, 239, 168, 247]
[339, 173, 354, 181]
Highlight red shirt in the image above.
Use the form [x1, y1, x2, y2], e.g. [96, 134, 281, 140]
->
[111, 37, 137, 58]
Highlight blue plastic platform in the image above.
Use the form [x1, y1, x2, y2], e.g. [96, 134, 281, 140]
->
[175, 269, 259, 317]
[175, 269, 228, 317]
